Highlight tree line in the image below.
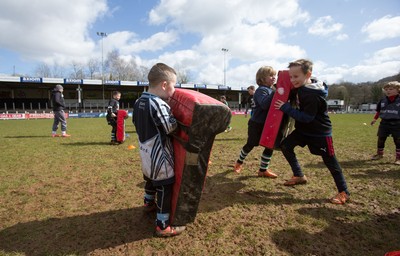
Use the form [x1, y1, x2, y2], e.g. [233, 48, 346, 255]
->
[30, 49, 191, 84]
[327, 73, 400, 107]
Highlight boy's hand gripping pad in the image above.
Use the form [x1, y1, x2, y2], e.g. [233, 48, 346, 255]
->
[259, 70, 294, 149]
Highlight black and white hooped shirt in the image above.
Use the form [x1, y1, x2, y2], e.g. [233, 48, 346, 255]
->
[133, 92, 177, 185]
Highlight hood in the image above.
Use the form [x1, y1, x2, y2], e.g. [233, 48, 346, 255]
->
[303, 79, 328, 98]
[52, 89, 63, 96]
[55, 84, 63, 91]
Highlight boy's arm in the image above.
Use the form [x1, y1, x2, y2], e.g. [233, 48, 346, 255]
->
[371, 113, 379, 125]
[54, 93, 65, 108]
[371, 101, 381, 125]
[275, 100, 315, 123]
[255, 89, 275, 110]
[157, 102, 178, 134]
[107, 100, 118, 117]
[106, 104, 114, 116]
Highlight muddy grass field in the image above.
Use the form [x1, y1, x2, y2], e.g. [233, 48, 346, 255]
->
[0, 114, 399, 256]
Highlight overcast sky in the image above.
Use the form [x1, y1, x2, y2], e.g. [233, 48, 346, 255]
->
[0, 0, 399, 89]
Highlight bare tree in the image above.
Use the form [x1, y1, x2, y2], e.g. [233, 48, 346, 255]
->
[52, 63, 65, 78]
[105, 49, 143, 81]
[139, 65, 150, 81]
[116, 61, 131, 80]
[176, 68, 191, 84]
[126, 59, 141, 80]
[105, 49, 119, 80]
[70, 61, 85, 79]
[87, 58, 100, 79]
[34, 63, 52, 77]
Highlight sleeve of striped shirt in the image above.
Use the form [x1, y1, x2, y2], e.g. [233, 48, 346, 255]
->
[151, 98, 177, 134]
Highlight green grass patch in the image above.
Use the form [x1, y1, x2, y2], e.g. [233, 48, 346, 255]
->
[0, 114, 399, 255]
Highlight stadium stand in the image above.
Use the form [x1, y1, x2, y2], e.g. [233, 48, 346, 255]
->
[0, 76, 250, 113]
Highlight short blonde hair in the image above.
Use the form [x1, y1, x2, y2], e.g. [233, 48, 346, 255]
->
[256, 66, 276, 86]
[383, 81, 400, 92]
[288, 59, 313, 75]
[148, 63, 176, 87]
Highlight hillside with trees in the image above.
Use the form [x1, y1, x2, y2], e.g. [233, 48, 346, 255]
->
[327, 73, 400, 109]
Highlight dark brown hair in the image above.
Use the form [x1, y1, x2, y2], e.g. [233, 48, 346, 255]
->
[148, 63, 177, 87]
[288, 59, 313, 74]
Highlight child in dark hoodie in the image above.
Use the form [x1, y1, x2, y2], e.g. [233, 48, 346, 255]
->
[274, 59, 350, 205]
[51, 84, 71, 137]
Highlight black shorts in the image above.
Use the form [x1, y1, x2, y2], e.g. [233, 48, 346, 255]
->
[284, 129, 336, 157]
[378, 119, 400, 137]
[247, 119, 264, 147]
[107, 116, 117, 126]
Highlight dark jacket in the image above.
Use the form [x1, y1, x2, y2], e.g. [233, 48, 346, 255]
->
[280, 79, 332, 137]
[107, 98, 119, 124]
[377, 95, 400, 120]
[51, 89, 65, 111]
[250, 85, 274, 124]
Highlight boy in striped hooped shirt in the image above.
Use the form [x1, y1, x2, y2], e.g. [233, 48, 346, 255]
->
[133, 63, 185, 237]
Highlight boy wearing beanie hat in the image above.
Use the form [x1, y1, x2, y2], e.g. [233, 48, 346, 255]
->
[51, 84, 71, 137]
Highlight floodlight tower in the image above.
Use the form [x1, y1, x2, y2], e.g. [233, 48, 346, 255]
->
[221, 48, 229, 87]
[97, 31, 108, 110]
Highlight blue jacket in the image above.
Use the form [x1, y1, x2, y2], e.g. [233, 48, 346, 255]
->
[250, 85, 274, 124]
